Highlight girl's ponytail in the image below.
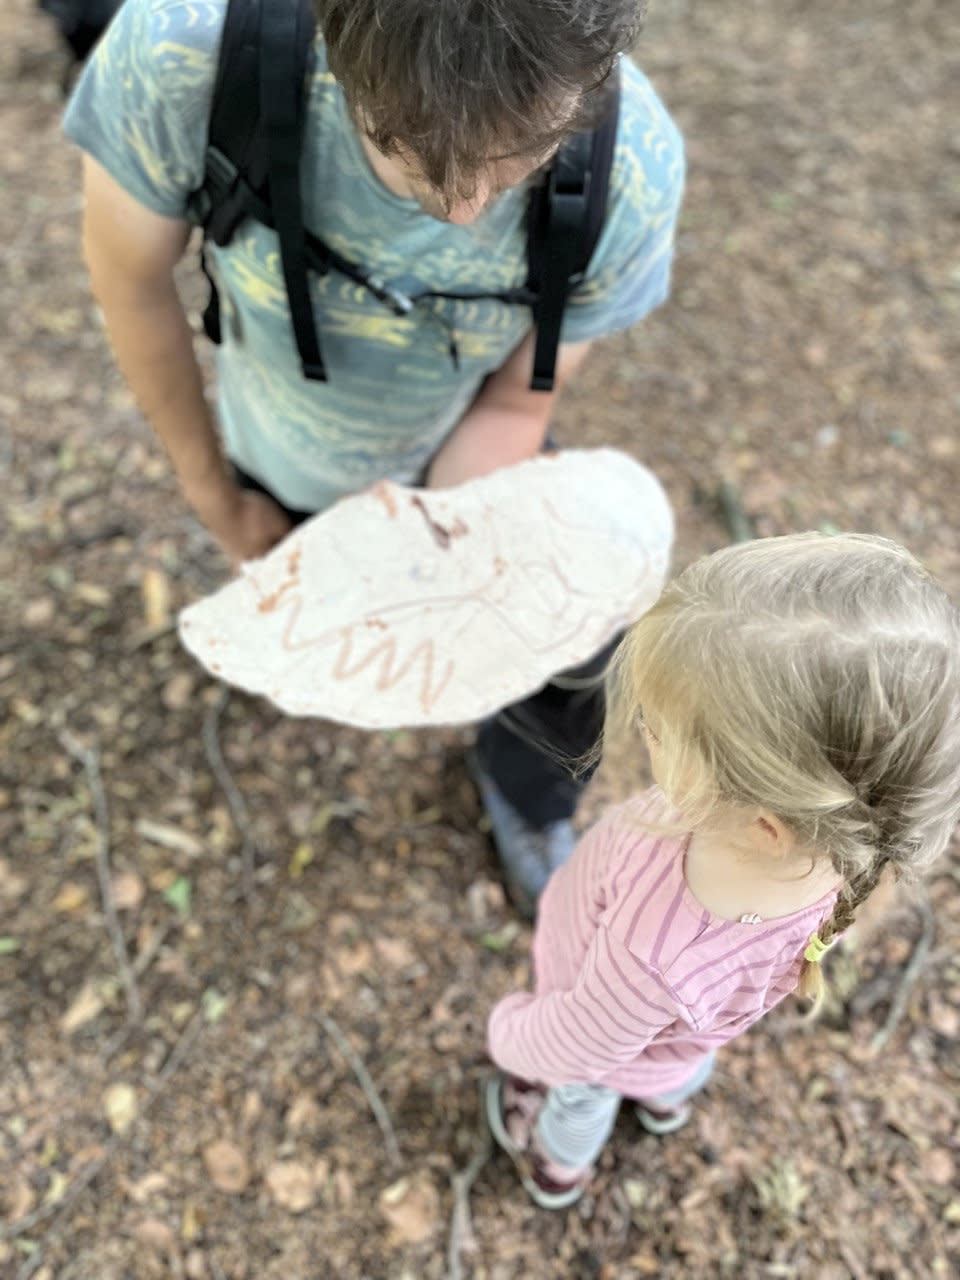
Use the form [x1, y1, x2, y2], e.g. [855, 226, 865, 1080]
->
[796, 858, 889, 1010]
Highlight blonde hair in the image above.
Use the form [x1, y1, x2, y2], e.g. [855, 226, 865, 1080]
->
[607, 532, 960, 1006]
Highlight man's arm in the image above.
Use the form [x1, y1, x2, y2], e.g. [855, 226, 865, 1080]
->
[82, 156, 291, 564]
[425, 331, 592, 489]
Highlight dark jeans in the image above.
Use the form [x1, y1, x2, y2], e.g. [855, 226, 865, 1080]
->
[233, 464, 616, 827]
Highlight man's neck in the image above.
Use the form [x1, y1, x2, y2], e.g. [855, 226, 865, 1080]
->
[357, 132, 418, 201]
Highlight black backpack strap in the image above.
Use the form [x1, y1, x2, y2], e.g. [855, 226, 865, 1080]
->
[526, 70, 621, 392]
[188, 0, 324, 380]
[187, 0, 265, 346]
[188, 0, 263, 245]
[258, 0, 325, 380]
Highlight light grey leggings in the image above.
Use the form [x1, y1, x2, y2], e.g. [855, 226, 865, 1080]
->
[536, 1054, 715, 1168]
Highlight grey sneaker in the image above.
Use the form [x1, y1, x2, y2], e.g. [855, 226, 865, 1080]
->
[467, 753, 576, 918]
[484, 1075, 590, 1210]
[634, 1101, 692, 1135]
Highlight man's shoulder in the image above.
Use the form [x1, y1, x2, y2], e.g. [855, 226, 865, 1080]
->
[103, 0, 337, 119]
[613, 57, 685, 205]
[125, 0, 226, 59]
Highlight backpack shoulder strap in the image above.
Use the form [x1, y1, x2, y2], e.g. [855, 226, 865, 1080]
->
[525, 68, 621, 392]
[189, 0, 324, 381]
[258, 0, 325, 379]
[188, 0, 265, 244]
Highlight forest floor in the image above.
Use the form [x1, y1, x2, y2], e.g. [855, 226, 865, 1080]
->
[1, 1, 959, 1277]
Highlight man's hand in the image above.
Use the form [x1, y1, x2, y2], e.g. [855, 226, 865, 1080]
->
[426, 333, 592, 489]
[187, 479, 294, 568]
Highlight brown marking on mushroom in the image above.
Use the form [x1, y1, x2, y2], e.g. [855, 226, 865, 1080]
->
[372, 481, 398, 518]
[257, 576, 298, 613]
[410, 495, 451, 548]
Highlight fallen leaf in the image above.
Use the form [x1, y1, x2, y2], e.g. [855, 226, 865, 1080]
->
[136, 820, 204, 857]
[52, 881, 90, 914]
[142, 568, 172, 629]
[61, 981, 105, 1034]
[181, 1199, 203, 1242]
[103, 1082, 138, 1135]
[43, 1171, 68, 1206]
[162, 672, 195, 711]
[923, 1149, 955, 1186]
[24, 597, 56, 628]
[378, 1174, 439, 1245]
[201, 988, 230, 1024]
[203, 1140, 251, 1194]
[0, 859, 29, 900]
[111, 871, 145, 911]
[374, 937, 417, 970]
[334, 941, 374, 976]
[285, 1094, 321, 1134]
[125, 1171, 170, 1205]
[478, 922, 520, 952]
[163, 876, 192, 917]
[241, 1090, 263, 1129]
[185, 1249, 207, 1280]
[5, 1177, 35, 1221]
[0, 937, 22, 956]
[333, 1168, 355, 1208]
[74, 582, 111, 606]
[288, 841, 315, 879]
[623, 1178, 647, 1209]
[265, 1161, 316, 1213]
[135, 1218, 176, 1253]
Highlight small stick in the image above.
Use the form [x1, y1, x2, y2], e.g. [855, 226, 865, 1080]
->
[868, 903, 935, 1055]
[447, 1129, 493, 1280]
[102, 923, 176, 1062]
[59, 732, 142, 1024]
[202, 684, 258, 900]
[315, 1011, 402, 1168]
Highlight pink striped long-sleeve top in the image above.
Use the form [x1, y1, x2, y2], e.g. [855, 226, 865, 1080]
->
[487, 789, 838, 1097]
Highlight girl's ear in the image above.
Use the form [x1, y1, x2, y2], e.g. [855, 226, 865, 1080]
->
[752, 811, 796, 857]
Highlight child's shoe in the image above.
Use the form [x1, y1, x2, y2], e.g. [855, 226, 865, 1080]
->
[634, 1100, 692, 1135]
[483, 1073, 544, 1155]
[484, 1074, 592, 1210]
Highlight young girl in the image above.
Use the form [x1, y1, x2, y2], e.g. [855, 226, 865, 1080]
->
[485, 532, 960, 1208]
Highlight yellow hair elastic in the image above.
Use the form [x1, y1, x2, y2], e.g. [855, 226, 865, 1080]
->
[804, 932, 833, 964]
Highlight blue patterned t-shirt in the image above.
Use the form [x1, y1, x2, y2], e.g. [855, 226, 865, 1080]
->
[65, 0, 685, 511]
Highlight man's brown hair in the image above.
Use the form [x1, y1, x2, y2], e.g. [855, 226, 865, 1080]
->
[315, 0, 647, 197]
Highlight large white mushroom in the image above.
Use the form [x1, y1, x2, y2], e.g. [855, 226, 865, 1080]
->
[178, 449, 673, 728]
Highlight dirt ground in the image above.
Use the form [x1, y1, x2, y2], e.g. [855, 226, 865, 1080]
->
[2, 0, 959, 1277]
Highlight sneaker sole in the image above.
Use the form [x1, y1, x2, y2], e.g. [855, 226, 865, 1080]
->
[635, 1101, 691, 1135]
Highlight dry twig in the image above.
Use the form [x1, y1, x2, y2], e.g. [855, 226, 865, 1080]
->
[868, 902, 935, 1055]
[447, 1126, 493, 1280]
[202, 683, 259, 900]
[316, 1011, 402, 1168]
[59, 731, 142, 1024]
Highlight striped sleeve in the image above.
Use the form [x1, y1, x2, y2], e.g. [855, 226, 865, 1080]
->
[486, 925, 688, 1087]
